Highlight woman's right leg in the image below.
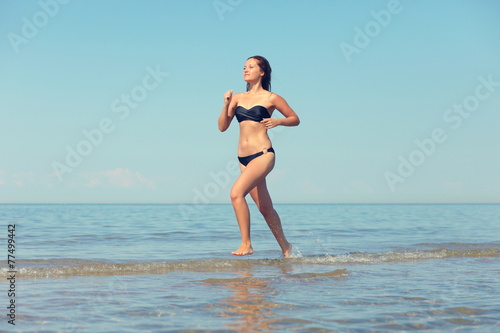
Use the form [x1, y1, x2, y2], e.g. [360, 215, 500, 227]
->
[230, 153, 275, 256]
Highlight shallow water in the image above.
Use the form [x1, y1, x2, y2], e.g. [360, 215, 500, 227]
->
[1, 204, 499, 332]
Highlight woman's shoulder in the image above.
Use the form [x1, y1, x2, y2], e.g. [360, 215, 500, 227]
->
[232, 92, 246, 102]
[269, 92, 286, 103]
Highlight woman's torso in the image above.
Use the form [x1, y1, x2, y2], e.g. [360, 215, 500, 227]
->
[235, 94, 275, 156]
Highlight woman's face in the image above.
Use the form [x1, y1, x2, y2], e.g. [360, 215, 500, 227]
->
[243, 58, 264, 83]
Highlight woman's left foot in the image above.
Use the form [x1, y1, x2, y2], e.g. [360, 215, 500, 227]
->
[282, 242, 293, 258]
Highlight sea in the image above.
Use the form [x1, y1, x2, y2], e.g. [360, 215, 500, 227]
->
[1, 203, 499, 332]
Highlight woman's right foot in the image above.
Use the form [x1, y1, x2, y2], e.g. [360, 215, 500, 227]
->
[231, 243, 254, 256]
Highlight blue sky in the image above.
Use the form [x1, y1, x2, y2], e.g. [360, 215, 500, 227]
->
[1, 0, 499, 203]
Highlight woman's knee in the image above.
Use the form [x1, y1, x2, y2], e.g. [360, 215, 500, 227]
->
[258, 204, 275, 218]
[230, 187, 245, 203]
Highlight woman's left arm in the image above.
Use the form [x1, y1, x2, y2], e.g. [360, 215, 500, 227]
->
[261, 94, 300, 129]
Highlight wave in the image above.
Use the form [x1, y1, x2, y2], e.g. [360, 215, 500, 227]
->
[4, 243, 498, 279]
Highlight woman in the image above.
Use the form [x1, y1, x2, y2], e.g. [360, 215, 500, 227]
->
[218, 56, 300, 257]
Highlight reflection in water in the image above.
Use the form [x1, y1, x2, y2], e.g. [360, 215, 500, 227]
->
[206, 273, 283, 332]
[204, 264, 349, 332]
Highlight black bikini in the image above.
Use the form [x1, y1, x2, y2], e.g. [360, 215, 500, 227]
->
[235, 105, 275, 166]
[235, 105, 271, 123]
[238, 147, 275, 166]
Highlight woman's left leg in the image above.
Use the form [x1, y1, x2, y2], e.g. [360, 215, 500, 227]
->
[249, 179, 292, 257]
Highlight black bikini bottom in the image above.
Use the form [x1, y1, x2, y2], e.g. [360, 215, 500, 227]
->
[238, 147, 275, 166]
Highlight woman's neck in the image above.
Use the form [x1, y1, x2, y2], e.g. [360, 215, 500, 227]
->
[247, 82, 266, 94]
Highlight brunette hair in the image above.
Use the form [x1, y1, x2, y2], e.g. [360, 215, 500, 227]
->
[246, 55, 272, 92]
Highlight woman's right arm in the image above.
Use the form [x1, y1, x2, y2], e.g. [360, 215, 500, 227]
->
[218, 90, 236, 132]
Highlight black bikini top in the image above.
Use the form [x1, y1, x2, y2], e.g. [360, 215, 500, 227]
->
[235, 105, 271, 123]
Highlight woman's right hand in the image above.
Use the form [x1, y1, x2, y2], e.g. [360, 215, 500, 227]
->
[219, 90, 234, 132]
[224, 90, 233, 106]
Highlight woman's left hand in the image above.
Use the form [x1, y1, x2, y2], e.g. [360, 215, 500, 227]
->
[261, 118, 280, 129]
